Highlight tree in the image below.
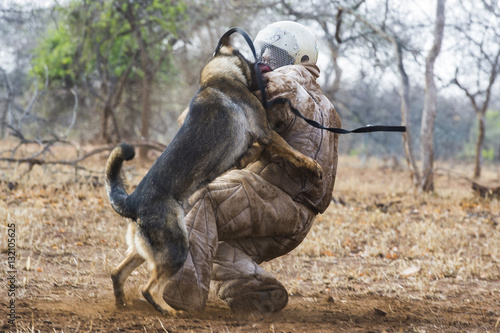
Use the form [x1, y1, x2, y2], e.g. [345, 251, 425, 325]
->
[420, 0, 446, 192]
[335, 0, 447, 192]
[0, 2, 53, 139]
[115, 0, 186, 158]
[451, 0, 500, 178]
[337, 3, 421, 187]
[32, 0, 186, 152]
[32, 1, 137, 143]
[4, 0, 489, 173]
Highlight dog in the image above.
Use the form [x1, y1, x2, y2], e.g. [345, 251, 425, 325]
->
[105, 36, 323, 316]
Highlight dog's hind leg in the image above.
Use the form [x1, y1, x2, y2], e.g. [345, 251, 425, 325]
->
[111, 251, 145, 308]
[261, 131, 323, 179]
[142, 267, 177, 316]
[139, 199, 189, 315]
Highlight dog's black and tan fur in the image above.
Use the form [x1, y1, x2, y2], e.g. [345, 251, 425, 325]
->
[105, 40, 323, 315]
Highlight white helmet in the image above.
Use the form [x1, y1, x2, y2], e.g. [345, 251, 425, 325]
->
[254, 21, 318, 70]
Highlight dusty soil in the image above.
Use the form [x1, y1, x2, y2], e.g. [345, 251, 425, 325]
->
[1, 153, 499, 332]
[5, 260, 500, 333]
[5, 273, 500, 333]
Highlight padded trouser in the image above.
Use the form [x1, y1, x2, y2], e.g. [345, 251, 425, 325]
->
[163, 170, 315, 312]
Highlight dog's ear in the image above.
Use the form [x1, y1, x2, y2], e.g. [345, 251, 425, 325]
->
[219, 35, 231, 48]
[214, 45, 237, 58]
[214, 34, 231, 56]
[214, 28, 239, 56]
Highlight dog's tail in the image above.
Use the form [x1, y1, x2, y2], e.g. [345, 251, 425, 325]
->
[105, 143, 137, 220]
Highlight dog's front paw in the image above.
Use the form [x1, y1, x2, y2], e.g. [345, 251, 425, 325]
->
[112, 276, 128, 309]
[312, 160, 323, 180]
[303, 158, 322, 179]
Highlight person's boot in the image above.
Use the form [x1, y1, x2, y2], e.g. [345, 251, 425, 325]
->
[215, 274, 288, 313]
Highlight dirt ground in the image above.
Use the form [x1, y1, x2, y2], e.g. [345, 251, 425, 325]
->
[1, 150, 499, 332]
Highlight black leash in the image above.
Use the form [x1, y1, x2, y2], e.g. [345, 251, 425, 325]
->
[268, 97, 407, 134]
[214, 28, 406, 135]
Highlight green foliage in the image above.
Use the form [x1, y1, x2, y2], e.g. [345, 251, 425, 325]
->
[484, 110, 500, 161]
[463, 110, 500, 161]
[31, 22, 77, 86]
[28, 0, 188, 142]
[482, 147, 494, 161]
[31, 0, 187, 88]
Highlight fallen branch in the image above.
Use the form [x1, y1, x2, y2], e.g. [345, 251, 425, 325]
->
[471, 182, 500, 199]
[434, 167, 500, 199]
[0, 141, 166, 168]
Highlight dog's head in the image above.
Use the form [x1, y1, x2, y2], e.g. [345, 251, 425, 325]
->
[200, 38, 259, 91]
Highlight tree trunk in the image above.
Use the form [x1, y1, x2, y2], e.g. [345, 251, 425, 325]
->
[453, 46, 500, 178]
[139, 67, 153, 159]
[100, 102, 114, 143]
[318, 20, 342, 98]
[99, 81, 122, 144]
[420, 0, 446, 192]
[108, 52, 138, 144]
[0, 69, 13, 139]
[339, 7, 422, 187]
[394, 41, 420, 187]
[100, 81, 111, 143]
[474, 113, 485, 179]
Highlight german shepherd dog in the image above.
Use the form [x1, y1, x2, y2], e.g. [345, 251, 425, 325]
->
[105, 34, 323, 315]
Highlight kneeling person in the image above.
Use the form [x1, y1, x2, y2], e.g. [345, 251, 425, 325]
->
[164, 21, 341, 313]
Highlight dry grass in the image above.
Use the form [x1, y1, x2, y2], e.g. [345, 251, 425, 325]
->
[1, 143, 499, 332]
[268, 157, 499, 302]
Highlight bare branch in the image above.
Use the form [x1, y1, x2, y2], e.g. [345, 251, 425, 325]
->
[453, 73, 480, 113]
[335, 9, 343, 44]
[453, 45, 500, 116]
[18, 76, 39, 131]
